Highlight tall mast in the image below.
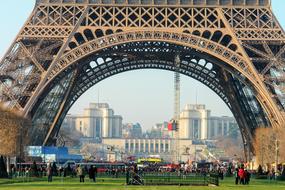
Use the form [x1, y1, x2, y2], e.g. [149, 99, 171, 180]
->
[173, 54, 180, 163]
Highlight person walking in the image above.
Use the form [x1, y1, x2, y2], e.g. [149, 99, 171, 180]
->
[76, 165, 85, 183]
[218, 168, 224, 180]
[238, 166, 246, 185]
[269, 169, 275, 180]
[235, 167, 240, 185]
[94, 166, 98, 182]
[126, 167, 130, 185]
[47, 164, 53, 182]
[89, 166, 95, 182]
[245, 169, 251, 185]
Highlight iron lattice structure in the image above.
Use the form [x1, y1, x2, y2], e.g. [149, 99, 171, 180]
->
[0, 0, 285, 153]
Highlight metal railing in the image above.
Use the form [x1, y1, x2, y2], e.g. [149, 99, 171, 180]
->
[36, 0, 270, 7]
[127, 172, 219, 186]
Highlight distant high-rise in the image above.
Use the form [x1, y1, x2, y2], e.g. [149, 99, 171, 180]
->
[154, 122, 171, 138]
[132, 123, 143, 137]
[62, 103, 123, 140]
[122, 123, 142, 138]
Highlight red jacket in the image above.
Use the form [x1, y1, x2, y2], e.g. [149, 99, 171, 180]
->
[238, 168, 246, 179]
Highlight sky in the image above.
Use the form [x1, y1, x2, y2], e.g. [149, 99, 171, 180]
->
[0, 1, 285, 130]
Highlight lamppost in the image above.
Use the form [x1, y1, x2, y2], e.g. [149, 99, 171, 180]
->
[119, 151, 125, 162]
[194, 144, 197, 162]
[43, 147, 45, 164]
[107, 146, 115, 162]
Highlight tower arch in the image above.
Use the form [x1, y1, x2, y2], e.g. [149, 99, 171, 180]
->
[0, 0, 284, 154]
[29, 40, 266, 148]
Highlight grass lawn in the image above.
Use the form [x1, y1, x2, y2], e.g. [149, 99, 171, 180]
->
[0, 176, 285, 190]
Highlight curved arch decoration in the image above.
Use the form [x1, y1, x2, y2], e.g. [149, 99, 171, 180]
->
[32, 30, 283, 129]
[50, 30, 251, 82]
[29, 40, 268, 147]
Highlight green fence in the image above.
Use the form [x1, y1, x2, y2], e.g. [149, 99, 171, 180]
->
[0, 172, 48, 185]
[95, 171, 126, 178]
[127, 172, 219, 186]
[208, 173, 219, 186]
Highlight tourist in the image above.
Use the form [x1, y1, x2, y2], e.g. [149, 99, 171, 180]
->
[47, 163, 53, 182]
[52, 162, 58, 176]
[238, 165, 245, 185]
[94, 166, 98, 181]
[235, 167, 240, 185]
[76, 165, 85, 183]
[89, 165, 96, 182]
[269, 168, 275, 180]
[111, 168, 116, 178]
[115, 168, 119, 178]
[245, 169, 251, 185]
[218, 168, 224, 180]
[126, 167, 130, 185]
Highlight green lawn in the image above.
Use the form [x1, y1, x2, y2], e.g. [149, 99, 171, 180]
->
[0, 177, 285, 190]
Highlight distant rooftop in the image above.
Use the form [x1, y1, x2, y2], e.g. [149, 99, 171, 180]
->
[184, 104, 206, 110]
[89, 102, 109, 109]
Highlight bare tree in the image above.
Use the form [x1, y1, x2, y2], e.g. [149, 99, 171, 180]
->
[215, 136, 245, 161]
[254, 127, 285, 168]
[80, 144, 105, 161]
[0, 105, 31, 177]
[0, 105, 30, 157]
[57, 126, 82, 147]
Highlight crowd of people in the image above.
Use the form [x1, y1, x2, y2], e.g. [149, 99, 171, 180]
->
[10, 162, 126, 182]
[8, 161, 285, 185]
[46, 163, 98, 183]
[234, 164, 251, 185]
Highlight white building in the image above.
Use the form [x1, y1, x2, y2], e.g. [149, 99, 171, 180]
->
[62, 114, 76, 131]
[179, 104, 238, 140]
[102, 138, 206, 162]
[63, 103, 123, 139]
[208, 116, 238, 139]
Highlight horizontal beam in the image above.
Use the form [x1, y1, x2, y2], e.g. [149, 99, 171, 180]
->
[36, 0, 270, 7]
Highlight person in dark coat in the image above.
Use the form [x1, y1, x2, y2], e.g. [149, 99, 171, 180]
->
[218, 168, 224, 180]
[89, 166, 95, 182]
[126, 167, 130, 185]
[245, 169, 251, 185]
[47, 164, 53, 182]
[235, 167, 240, 185]
[94, 166, 98, 182]
[238, 166, 246, 185]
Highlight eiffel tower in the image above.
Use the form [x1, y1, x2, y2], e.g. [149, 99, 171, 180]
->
[0, 0, 284, 154]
